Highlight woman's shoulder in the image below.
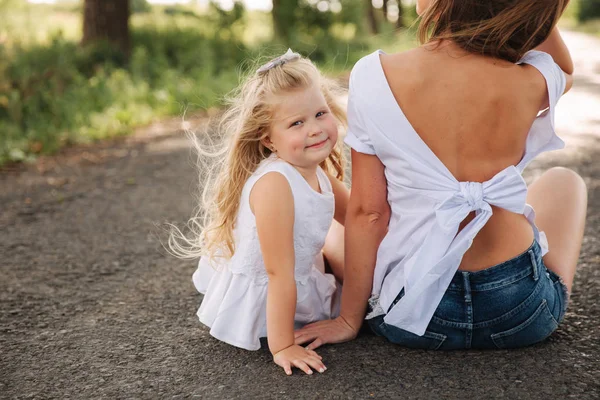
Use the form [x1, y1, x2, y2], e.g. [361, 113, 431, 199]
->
[349, 48, 418, 94]
[518, 50, 565, 85]
[352, 49, 382, 69]
[518, 50, 554, 66]
[349, 50, 384, 86]
[351, 47, 419, 73]
[517, 50, 567, 106]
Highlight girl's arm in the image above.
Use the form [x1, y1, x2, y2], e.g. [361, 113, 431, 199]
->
[250, 172, 326, 375]
[535, 27, 574, 93]
[326, 172, 350, 226]
[294, 151, 390, 348]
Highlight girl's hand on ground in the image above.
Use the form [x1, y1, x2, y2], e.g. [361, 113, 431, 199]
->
[272, 344, 326, 376]
[294, 316, 358, 350]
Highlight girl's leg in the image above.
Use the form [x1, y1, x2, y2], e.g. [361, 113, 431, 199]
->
[526, 167, 587, 292]
[323, 220, 345, 282]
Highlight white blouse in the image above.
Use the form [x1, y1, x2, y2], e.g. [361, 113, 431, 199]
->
[193, 155, 341, 350]
[344, 50, 566, 336]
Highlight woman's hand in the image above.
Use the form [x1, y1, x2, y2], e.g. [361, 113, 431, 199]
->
[272, 344, 326, 376]
[294, 316, 359, 350]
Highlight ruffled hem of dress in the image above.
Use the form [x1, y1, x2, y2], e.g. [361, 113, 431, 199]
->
[196, 263, 268, 351]
[295, 266, 341, 322]
[193, 258, 341, 351]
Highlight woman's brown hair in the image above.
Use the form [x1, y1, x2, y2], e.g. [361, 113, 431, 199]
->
[418, 0, 570, 62]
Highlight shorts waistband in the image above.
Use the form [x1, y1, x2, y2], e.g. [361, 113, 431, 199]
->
[447, 240, 542, 292]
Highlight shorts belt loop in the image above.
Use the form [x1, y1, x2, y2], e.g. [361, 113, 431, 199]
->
[462, 272, 473, 349]
[462, 272, 472, 304]
[528, 250, 539, 281]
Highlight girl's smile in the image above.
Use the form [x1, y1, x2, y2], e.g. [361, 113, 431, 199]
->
[306, 138, 330, 149]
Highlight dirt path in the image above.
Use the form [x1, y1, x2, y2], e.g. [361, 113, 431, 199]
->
[1, 31, 599, 399]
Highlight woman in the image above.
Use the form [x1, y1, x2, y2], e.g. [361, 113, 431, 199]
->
[294, 0, 587, 350]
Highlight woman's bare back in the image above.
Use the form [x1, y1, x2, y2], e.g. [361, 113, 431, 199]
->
[380, 41, 550, 271]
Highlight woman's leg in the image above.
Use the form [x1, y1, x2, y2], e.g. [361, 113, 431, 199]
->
[526, 167, 588, 292]
[323, 220, 345, 282]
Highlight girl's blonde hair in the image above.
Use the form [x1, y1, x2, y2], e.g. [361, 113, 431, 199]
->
[418, 0, 569, 62]
[167, 53, 346, 262]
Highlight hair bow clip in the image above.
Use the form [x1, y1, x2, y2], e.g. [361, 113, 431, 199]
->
[256, 49, 301, 74]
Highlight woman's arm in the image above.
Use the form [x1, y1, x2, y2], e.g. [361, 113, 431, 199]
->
[326, 173, 350, 226]
[251, 172, 326, 375]
[535, 27, 574, 93]
[337, 151, 390, 331]
[294, 151, 390, 348]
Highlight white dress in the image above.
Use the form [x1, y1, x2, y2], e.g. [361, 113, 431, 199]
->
[192, 155, 341, 350]
[344, 49, 566, 336]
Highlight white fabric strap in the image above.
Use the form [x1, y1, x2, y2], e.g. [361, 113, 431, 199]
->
[382, 165, 529, 335]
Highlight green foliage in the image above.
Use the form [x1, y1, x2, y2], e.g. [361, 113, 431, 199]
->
[272, 0, 368, 67]
[0, 0, 414, 166]
[578, 0, 600, 22]
[560, 0, 600, 37]
[272, 0, 300, 42]
[131, 0, 151, 14]
[0, 4, 250, 165]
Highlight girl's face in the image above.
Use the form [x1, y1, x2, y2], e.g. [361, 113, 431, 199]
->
[416, 0, 433, 16]
[266, 84, 338, 171]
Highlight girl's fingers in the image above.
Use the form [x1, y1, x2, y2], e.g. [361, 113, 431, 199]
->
[292, 360, 313, 375]
[306, 356, 327, 373]
[307, 349, 322, 359]
[280, 360, 292, 376]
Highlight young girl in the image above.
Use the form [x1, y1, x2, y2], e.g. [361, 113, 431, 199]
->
[295, 1, 587, 350]
[169, 49, 349, 375]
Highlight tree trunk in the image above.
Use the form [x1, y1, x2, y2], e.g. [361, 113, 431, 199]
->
[272, 0, 283, 39]
[382, 0, 388, 21]
[82, 0, 130, 57]
[271, 0, 298, 43]
[365, 0, 378, 35]
[395, 0, 404, 29]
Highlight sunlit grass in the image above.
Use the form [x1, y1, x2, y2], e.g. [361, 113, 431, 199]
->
[1, 5, 81, 45]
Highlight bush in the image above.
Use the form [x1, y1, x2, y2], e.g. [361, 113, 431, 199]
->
[578, 0, 600, 22]
[0, 1, 405, 166]
[132, 0, 151, 14]
[0, 15, 250, 165]
[279, 0, 368, 68]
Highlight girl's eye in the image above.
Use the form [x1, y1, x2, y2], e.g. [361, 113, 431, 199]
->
[290, 120, 302, 127]
[316, 111, 326, 118]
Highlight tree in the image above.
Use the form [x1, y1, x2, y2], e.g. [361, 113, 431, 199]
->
[82, 0, 131, 57]
[381, 0, 404, 30]
[272, 0, 299, 43]
[578, 0, 600, 22]
[395, 0, 404, 29]
[365, 0, 378, 34]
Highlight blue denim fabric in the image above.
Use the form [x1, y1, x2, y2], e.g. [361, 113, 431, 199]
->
[368, 241, 569, 349]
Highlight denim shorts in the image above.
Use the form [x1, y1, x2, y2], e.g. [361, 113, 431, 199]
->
[368, 240, 569, 349]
